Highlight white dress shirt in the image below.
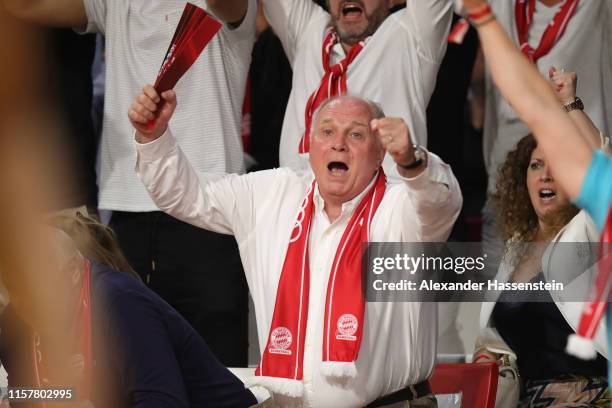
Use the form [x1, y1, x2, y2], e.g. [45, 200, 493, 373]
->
[261, 0, 453, 180]
[135, 129, 462, 407]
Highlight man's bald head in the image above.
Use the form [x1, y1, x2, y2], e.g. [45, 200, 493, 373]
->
[310, 95, 385, 138]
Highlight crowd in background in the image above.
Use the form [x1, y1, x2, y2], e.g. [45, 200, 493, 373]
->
[0, 0, 610, 407]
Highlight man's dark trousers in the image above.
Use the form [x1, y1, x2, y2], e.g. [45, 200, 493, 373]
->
[110, 210, 249, 366]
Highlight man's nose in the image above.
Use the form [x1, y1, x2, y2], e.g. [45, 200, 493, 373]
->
[331, 133, 347, 151]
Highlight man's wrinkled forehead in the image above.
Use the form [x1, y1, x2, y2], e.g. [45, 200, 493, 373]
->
[316, 97, 374, 126]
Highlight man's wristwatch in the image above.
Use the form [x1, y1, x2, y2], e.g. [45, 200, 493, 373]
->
[563, 97, 584, 113]
[399, 144, 426, 170]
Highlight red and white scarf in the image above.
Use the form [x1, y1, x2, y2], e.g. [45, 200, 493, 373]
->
[299, 29, 367, 154]
[567, 207, 612, 360]
[251, 171, 386, 397]
[515, 0, 580, 63]
[33, 259, 93, 405]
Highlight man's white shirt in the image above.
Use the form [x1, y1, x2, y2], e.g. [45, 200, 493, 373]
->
[80, 0, 257, 211]
[262, 0, 453, 180]
[134, 129, 462, 407]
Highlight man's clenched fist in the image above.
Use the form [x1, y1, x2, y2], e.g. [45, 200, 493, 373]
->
[128, 84, 177, 143]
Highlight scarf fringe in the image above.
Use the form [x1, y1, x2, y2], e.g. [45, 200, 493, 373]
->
[566, 334, 597, 360]
[245, 376, 304, 398]
[321, 361, 357, 378]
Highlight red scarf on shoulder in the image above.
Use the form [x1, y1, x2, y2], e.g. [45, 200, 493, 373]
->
[299, 29, 367, 154]
[32, 259, 93, 406]
[515, 0, 580, 63]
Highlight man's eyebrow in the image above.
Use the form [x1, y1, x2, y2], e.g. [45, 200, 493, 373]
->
[318, 118, 368, 127]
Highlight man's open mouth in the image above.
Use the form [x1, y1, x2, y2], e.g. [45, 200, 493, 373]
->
[328, 161, 349, 176]
[341, 2, 364, 19]
[539, 188, 557, 202]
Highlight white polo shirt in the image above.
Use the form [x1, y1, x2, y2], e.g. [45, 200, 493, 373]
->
[263, 0, 453, 180]
[484, 0, 612, 192]
[81, 0, 257, 211]
[135, 129, 463, 407]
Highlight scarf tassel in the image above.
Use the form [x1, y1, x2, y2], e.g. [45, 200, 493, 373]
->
[320, 361, 357, 378]
[245, 376, 304, 398]
[566, 333, 598, 360]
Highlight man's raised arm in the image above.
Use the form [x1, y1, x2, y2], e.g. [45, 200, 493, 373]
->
[206, 0, 248, 27]
[402, 0, 453, 63]
[2, 0, 86, 28]
[129, 85, 253, 237]
[261, 0, 325, 65]
[372, 117, 462, 241]
[465, 0, 592, 199]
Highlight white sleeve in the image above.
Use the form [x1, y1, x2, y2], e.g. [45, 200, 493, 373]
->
[81, 0, 106, 34]
[397, 151, 463, 242]
[261, 0, 327, 64]
[134, 128, 256, 238]
[400, 0, 453, 63]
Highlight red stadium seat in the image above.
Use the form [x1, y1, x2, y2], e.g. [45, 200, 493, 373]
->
[430, 363, 498, 408]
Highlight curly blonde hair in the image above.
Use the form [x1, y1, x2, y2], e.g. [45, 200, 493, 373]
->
[493, 134, 578, 244]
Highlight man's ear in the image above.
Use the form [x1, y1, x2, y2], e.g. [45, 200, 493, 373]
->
[376, 147, 385, 167]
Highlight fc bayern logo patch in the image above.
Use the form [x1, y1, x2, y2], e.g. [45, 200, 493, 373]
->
[336, 314, 358, 341]
[269, 326, 292, 355]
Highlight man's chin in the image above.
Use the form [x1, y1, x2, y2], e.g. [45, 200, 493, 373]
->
[333, 21, 369, 45]
[320, 183, 349, 199]
[336, 29, 368, 45]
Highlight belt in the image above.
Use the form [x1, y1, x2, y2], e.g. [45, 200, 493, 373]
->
[366, 380, 432, 407]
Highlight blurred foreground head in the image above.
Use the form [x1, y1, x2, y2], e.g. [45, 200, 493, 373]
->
[0, 7, 81, 389]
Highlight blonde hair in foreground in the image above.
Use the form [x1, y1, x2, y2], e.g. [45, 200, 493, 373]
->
[48, 213, 141, 282]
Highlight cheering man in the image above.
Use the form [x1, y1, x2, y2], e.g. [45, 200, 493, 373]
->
[130, 86, 462, 406]
[262, 0, 455, 182]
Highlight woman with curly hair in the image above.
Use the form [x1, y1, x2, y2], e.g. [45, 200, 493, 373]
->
[474, 130, 610, 407]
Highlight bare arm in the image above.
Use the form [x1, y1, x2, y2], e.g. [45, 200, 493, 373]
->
[465, 0, 593, 199]
[549, 68, 602, 150]
[206, 0, 248, 27]
[2, 0, 86, 28]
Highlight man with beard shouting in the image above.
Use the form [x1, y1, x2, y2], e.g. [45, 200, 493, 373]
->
[263, 0, 454, 183]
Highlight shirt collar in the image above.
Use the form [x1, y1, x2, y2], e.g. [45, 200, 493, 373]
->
[313, 172, 379, 221]
[331, 41, 346, 60]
